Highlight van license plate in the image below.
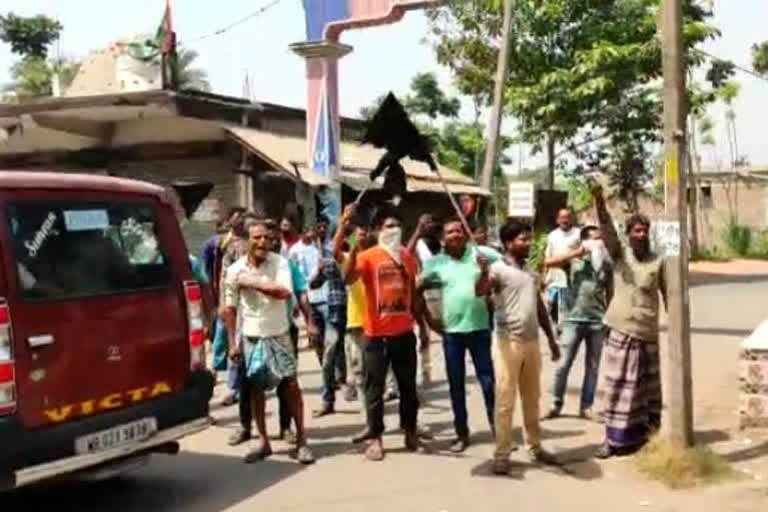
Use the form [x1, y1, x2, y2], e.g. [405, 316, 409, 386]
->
[75, 418, 158, 454]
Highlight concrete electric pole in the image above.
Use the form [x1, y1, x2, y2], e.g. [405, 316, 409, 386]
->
[660, 0, 694, 446]
[480, 0, 514, 191]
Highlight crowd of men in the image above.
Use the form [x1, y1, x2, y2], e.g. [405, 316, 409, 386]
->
[197, 181, 666, 473]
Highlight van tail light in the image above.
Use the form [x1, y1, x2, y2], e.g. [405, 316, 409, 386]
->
[0, 300, 16, 416]
[183, 282, 206, 371]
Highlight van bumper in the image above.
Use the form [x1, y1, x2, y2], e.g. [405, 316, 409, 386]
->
[0, 370, 214, 490]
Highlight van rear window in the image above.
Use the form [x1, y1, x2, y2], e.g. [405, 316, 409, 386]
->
[6, 202, 172, 300]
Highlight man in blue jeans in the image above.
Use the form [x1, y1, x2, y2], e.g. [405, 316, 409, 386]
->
[309, 238, 347, 417]
[419, 217, 500, 452]
[544, 225, 613, 420]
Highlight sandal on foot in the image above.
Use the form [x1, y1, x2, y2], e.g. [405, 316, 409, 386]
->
[228, 428, 251, 446]
[312, 403, 335, 418]
[365, 442, 385, 461]
[244, 442, 272, 463]
[492, 457, 511, 475]
[595, 442, 616, 459]
[294, 445, 316, 465]
[404, 430, 419, 452]
[281, 429, 298, 445]
[450, 436, 469, 453]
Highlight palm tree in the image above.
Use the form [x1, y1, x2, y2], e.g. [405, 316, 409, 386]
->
[173, 47, 210, 92]
[715, 81, 740, 170]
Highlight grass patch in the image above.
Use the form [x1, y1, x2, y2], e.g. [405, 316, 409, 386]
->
[633, 436, 741, 489]
[690, 246, 730, 262]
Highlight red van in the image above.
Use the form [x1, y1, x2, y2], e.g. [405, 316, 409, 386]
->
[0, 171, 214, 490]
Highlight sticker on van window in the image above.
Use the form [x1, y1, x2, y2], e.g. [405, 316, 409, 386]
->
[63, 209, 109, 232]
[25, 212, 59, 258]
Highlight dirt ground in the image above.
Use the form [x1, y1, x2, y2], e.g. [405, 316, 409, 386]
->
[8, 260, 768, 511]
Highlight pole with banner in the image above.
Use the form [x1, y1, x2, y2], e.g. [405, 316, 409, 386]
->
[660, 0, 693, 446]
[292, 1, 446, 228]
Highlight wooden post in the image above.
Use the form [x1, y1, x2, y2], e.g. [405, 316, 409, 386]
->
[480, 0, 514, 191]
[660, 0, 694, 446]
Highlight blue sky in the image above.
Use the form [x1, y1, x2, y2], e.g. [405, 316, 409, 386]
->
[1, 0, 766, 169]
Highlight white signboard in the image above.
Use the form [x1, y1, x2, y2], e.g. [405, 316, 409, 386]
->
[508, 182, 535, 218]
[651, 220, 681, 257]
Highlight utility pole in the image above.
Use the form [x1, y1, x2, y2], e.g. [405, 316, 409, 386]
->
[660, 0, 693, 446]
[480, 0, 514, 191]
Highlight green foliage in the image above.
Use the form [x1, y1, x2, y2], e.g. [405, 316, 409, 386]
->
[747, 232, 768, 260]
[752, 41, 768, 75]
[428, 0, 720, 181]
[2, 56, 79, 103]
[722, 218, 751, 257]
[556, 174, 593, 213]
[0, 13, 61, 58]
[0, 12, 79, 102]
[690, 246, 727, 262]
[716, 81, 740, 105]
[404, 73, 460, 120]
[175, 47, 210, 92]
[525, 231, 548, 276]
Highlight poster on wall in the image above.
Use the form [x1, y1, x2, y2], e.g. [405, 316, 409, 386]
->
[651, 220, 681, 257]
[508, 182, 535, 218]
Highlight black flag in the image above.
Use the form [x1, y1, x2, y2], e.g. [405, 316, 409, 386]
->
[362, 93, 437, 198]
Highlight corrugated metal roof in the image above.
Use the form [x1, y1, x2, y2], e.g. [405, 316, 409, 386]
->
[223, 126, 489, 196]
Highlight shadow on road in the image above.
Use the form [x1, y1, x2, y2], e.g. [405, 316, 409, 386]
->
[469, 442, 603, 481]
[5, 451, 305, 512]
[694, 429, 731, 445]
[724, 441, 768, 463]
[660, 326, 754, 338]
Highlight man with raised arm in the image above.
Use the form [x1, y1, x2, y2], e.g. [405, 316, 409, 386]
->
[590, 182, 666, 459]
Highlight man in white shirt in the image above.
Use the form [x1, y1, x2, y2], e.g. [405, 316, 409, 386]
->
[543, 209, 581, 328]
[224, 220, 314, 465]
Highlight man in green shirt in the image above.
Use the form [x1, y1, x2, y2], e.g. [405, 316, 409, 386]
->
[543, 225, 612, 420]
[419, 217, 500, 453]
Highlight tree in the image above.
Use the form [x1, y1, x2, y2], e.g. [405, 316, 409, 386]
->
[2, 56, 79, 102]
[405, 72, 460, 120]
[0, 12, 80, 102]
[174, 47, 210, 92]
[428, 0, 720, 187]
[752, 41, 768, 75]
[0, 13, 61, 58]
[715, 81, 741, 170]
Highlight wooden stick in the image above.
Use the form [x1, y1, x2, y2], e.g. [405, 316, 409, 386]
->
[433, 165, 477, 246]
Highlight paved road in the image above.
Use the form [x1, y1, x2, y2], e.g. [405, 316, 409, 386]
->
[7, 277, 768, 512]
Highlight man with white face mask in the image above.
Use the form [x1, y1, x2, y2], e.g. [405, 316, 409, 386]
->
[344, 206, 425, 462]
[543, 225, 613, 421]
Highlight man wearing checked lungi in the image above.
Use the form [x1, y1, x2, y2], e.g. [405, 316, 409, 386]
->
[590, 182, 667, 459]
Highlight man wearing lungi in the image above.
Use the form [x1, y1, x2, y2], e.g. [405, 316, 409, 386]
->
[223, 220, 315, 465]
[591, 183, 667, 458]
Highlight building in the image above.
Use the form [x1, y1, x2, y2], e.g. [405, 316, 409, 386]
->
[577, 166, 768, 251]
[0, 89, 488, 252]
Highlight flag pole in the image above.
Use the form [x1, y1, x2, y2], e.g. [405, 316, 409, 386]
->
[433, 166, 477, 246]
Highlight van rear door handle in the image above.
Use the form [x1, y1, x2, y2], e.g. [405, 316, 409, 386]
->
[28, 334, 54, 348]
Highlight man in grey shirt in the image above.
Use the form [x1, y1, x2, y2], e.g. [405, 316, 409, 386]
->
[476, 220, 560, 475]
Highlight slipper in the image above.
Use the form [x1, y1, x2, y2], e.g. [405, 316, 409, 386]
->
[244, 442, 273, 463]
[312, 403, 335, 418]
[294, 445, 316, 465]
[281, 429, 298, 445]
[365, 442, 384, 461]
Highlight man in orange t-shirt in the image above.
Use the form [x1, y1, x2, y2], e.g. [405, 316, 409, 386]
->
[344, 206, 425, 461]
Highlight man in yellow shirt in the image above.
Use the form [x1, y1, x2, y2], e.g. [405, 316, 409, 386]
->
[333, 209, 373, 443]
